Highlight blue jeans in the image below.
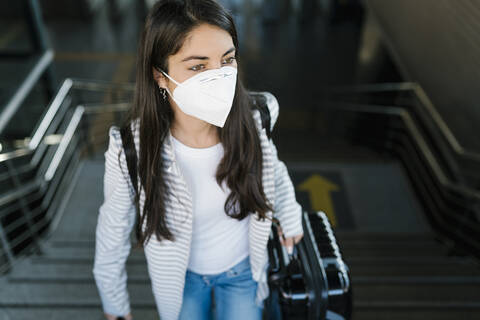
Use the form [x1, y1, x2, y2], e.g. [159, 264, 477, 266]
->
[178, 255, 264, 320]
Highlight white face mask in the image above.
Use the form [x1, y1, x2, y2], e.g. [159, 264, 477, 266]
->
[159, 66, 237, 128]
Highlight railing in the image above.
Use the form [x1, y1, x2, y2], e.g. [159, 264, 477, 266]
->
[0, 50, 54, 135]
[0, 0, 57, 136]
[324, 82, 480, 189]
[322, 83, 480, 259]
[0, 78, 134, 274]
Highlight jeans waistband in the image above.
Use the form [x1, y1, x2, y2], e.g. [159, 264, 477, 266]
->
[187, 255, 250, 277]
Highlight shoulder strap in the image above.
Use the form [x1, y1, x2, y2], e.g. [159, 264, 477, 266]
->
[119, 124, 139, 198]
[251, 92, 272, 139]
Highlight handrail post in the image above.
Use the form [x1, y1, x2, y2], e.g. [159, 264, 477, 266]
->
[24, 0, 57, 97]
[5, 159, 42, 253]
[0, 223, 14, 275]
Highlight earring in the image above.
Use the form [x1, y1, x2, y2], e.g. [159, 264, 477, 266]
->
[158, 84, 167, 100]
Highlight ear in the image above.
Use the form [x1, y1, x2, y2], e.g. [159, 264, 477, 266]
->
[152, 67, 168, 89]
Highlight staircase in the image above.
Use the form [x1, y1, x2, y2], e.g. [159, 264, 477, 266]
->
[336, 231, 480, 320]
[1, 158, 479, 319]
[0, 158, 159, 319]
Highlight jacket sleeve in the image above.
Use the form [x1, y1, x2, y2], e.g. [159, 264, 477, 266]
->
[263, 92, 304, 239]
[92, 126, 136, 317]
[270, 138, 304, 238]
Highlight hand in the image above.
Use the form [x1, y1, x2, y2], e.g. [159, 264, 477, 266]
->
[104, 312, 133, 320]
[276, 225, 303, 255]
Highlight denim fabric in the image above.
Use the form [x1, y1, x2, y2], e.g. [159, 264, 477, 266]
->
[178, 255, 264, 320]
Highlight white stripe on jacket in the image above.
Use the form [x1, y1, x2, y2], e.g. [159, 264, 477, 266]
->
[92, 91, 304, 319]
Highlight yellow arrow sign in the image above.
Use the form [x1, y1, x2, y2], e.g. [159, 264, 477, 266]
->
[298, 174, 339, 227]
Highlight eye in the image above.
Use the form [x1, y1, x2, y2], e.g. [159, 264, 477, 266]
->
[189, 64, 205, 72]
[222, 56, 236, 65]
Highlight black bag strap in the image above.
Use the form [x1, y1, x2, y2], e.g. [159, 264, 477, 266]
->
[251, 92, 272, 140]
[119, 123, 143, 246]
[119, 124, 139, 198]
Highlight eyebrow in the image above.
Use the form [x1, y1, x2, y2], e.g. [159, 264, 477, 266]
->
[181, 47, 236, 62]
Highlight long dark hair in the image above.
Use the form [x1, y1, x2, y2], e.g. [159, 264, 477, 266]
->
[119, 0, 273, 249]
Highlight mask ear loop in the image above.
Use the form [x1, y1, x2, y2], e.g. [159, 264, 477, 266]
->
[160, 69, 180, 85]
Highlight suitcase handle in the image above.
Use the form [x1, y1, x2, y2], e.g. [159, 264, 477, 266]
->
[268, 212, 328, 319]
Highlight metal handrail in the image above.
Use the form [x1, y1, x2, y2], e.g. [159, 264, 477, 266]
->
[0, 78, 135, 165]
[0, 79, 134, 204]
[0, 148, 33, 162]
[0, 50, 54, 135]
[0, 102, 128, 209]
[29, 79, 74, 150]
[327, 101, 480, 257]
[331, 102, 480, 200]
[324, 82, 480, 163]
[44, 106, 84, 181]
[0, 78, 134, 274]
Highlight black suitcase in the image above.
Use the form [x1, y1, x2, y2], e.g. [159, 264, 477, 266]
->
[264, 211, 352, 320]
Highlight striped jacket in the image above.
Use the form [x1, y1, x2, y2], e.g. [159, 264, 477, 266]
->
[92, 92, 304, 320]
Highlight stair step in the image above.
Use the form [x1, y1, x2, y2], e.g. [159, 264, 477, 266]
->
[37, 245, 146, 260]
[344, 256, 479, 265]
[46, 239, 97, 247]
[337, 239, 445, 248]
[353, 276, 480, 284]
[7, 272, 150, 283]
[353, 282, 480, 301]
[29, 256, 147, 265]
[0, 307, 159, 320]
[33, 255, 474, 266]
[353, 301, 480, 320]
[50, 233, 440, 246]
[40, 243, 452, 260]
[9, 260, 148, 281]
[349, 260, 480, 277]
[335, 232, 438, 242]
[0, 283, 154, 305]
[340, 244, 449, 258]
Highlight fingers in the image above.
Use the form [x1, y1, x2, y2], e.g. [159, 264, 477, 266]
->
[277, 226, 283, 243]
[104, 313, 117, 320]
[104, 312, 132, 320]
[277, 228, 303, 245]
[286, 237, 294, 254]
[277, 225, 305, 254]
[277, 228, 293, 254]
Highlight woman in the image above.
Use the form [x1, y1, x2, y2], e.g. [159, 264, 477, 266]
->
[92, 1, 304, 320]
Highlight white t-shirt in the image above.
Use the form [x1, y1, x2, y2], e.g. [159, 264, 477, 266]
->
[171, 133, 250, 275]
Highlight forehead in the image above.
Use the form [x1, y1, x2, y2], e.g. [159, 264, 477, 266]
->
[174, 23, 234, 59]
